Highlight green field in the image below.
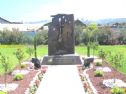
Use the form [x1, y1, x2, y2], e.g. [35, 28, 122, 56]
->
[0, 45, 48, 74]
[0, 45, 126, 74]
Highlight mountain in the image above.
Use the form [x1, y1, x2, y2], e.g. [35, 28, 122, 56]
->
[24, 18, 126, 26]
[95, 18, 126, 25]
[80, 18, 126, 25]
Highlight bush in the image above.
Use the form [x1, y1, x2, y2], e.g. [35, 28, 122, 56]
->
[111, 87, 125, 94]
[13, 73, 24, 81]
[95, 70, 104, 77]
[95, 62, 102, 66]
[21, 64, 27, 69]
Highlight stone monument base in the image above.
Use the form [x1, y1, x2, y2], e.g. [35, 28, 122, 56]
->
[42, 54, 82, 65]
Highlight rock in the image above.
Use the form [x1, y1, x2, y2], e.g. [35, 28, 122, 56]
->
[0, 83, 18, 91]
[28, 62, 34, 70]
[94, 59, 102, 63]
[22, 61, 31, 65]
[96, 67, 111, 72]
[103, 79, 126, 88]
[12, 70, 29, 76]
[31, 58, 41, 69]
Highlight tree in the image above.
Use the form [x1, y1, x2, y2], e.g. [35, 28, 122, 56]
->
[98, 49, 106, 63]
[35, 30, 48, 45]
[34, 34, 37, 58]
[26, 47, 34, 58]
[91, 42, 99, 57]
[14, 48, 24, 68]
[0, 53, 10, 88]
[74, 25, 84, 45]
[97, 26, 115, 45]
[83, 23, 98, 57]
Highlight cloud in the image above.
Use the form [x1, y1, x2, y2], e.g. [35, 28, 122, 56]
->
[22, 0, 126, 22]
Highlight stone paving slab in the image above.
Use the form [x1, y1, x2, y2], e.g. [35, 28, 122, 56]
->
[36, 65, 85, 94]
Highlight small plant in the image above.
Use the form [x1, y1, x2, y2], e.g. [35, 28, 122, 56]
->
[38, 73, 43, 81]
[13, 73, 24, 81]
[29, 84, 37, 94]
[26, 47, 34, 58]
[95, 70, 104, 77]
[111, 87, 125, 94]
[95, 62, 102, 66]
[0, 53, 10, 88]
[21, 63, 26, 69]
[98, 49, 106, 63]
[83, 82, 88, 92]
[80, 74, 85, 81]
[35, 80, 40, 87]
[14, 48, 24, 68]
[91, 42, 99, 57]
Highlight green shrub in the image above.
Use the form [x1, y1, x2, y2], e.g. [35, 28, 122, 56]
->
[95, 62, 102, 66]
[13, 73, 24, 81]
[111, 87, 125, 94]
[95, 70, 104, 77]
[21, 64, 27, 68]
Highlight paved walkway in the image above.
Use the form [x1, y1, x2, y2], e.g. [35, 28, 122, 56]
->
[36, 65, 85, 94]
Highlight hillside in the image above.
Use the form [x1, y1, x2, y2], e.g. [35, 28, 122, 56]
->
[95, 18, 126, 25]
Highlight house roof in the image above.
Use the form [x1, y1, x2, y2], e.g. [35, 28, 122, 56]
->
[0, 17, 12, 24]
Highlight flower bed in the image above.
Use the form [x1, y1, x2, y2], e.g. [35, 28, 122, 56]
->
[0, 62, 48, 94]
[77, 65, 95, 94]
[25, 66, 48, 94]
[87, 62, 126, 94]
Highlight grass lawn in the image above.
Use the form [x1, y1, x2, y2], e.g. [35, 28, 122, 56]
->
[0, 45, 126, 74]
[0, 45, 48, 74]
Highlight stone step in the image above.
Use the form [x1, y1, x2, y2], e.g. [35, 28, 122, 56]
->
[42, 55, 82, 65]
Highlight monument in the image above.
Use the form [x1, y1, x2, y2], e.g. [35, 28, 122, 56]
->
[48, 14, 74, 55]
[42, 14, 82, 65]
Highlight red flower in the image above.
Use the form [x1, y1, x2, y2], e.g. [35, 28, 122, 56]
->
[41, 69, 46, 73]
[77, 65, 82, 69]
[41, 66, 48, 73]
[41, 66, 48, 69]
[35, 80, 40, 87]
[83, 82, 88, 92]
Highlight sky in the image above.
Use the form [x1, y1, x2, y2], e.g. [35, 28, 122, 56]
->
[0, 0, 126, 22]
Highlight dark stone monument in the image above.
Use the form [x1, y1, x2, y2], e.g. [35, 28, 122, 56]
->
[48, 14, 74, 55]
[42, 14, 82, 65]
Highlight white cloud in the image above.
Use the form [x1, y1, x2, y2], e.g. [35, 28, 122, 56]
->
[22, 0, 126, 22]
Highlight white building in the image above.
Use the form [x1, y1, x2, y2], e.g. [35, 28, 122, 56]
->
[0, 17, 43, 31]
